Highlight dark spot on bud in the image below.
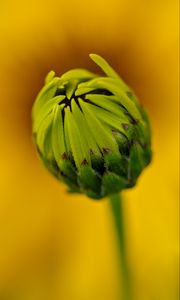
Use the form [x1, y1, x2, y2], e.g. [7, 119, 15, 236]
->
[81, 159, 89, 165]
[132, 140, 139, 145]
[102, 147, 112, 155]
[122, 123, 129, 131]
[130, 118, 139, 125]
[112, 129, 119, 135]
[61, 152, 68, 160]
[90, 149, 95, 155]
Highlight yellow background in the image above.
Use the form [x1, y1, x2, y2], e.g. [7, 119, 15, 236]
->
[0, 0, 179, 299]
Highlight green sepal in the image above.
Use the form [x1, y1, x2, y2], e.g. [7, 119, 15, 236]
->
[41, 157, 60, 179]
[121, 123, 136, 140]
[112, 131, 130, 156]
[61, 160, 77, 183]
[128, 142, 145, 181]
[143, 147, 152, 166]
[133, 121, 150, 147]
[85, 190, 104, 200]
[91, 153, 105, 175]
[139, 106, 152, 132]
[102, 172, 127, 194]
[62, 176, 81, 193]
[104, 152, 128, 178]
[79, 165, 102, 195]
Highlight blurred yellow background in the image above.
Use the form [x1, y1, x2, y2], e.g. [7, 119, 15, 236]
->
[0, 0, 179, 299]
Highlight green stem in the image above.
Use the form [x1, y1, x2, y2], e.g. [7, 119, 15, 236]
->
[109, 193, 132, 300]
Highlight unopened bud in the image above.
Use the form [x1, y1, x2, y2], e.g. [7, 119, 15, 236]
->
[32, 54, 152, 199]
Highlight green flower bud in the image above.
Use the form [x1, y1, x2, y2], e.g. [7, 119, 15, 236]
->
[32, 54, 152, 199]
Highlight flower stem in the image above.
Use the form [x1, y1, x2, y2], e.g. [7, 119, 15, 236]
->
[109, 193, 132, 300]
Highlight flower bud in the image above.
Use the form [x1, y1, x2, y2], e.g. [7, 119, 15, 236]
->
[32, 54, 152, 199]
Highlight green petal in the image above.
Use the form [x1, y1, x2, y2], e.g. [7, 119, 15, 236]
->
[64, 107, 90, 169]
[52, 105, 78, 182]
[43, 123, 54, 160]
[85, 94, 129, 124]
[52, 104, 66, 167]
[36, 113, 53, 158]
[79, 100, 119, 154]
[89, 54, 119, 79]
[90, 53, 130, 92]
[60, 69, 96, 82]
[75, 86, 97, 96]
[83, 103, 127, 136]
[65, 79, 79, 99]
[80, 77, 142, 121]
[33, 95, 65, 133]
[64, 112, 72, 155]
[71, 100, 91, 164]
[71, 100, 101, 156]
[32, 77, 60, 119]
[45, 70, 55, 84]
